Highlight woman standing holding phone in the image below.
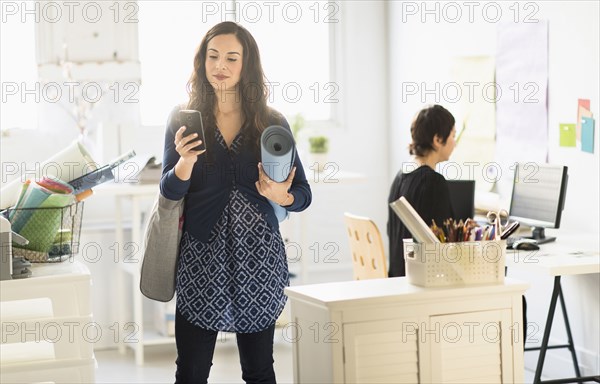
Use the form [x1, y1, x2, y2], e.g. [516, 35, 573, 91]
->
[160, 21, 312, 383]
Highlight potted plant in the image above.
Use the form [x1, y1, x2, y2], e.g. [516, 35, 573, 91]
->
[308, 136, 329, 172]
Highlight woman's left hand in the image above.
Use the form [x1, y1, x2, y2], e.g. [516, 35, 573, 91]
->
[255, 163, 296, 206]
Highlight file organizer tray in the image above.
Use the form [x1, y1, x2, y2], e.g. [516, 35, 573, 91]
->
[7, 202, 84, 262]
[403, 239, 506, 287]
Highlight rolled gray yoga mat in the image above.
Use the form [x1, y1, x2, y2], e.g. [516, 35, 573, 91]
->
[260, 125, 296, 222]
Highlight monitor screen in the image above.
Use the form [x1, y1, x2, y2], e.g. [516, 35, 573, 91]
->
[509, 163, 568, 243]
[447, 180, 475, 222]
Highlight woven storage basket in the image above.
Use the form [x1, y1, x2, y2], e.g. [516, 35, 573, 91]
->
[404, 239, 506, 287]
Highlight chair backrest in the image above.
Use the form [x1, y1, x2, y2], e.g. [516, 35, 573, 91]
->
[343, 213, 388, 280]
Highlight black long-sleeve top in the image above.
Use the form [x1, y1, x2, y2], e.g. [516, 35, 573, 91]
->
[387, 165, 454, 277]
[160, 105, 312, 242]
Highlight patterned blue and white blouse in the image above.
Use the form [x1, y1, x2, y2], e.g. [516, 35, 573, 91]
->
[176, 129, 289, 333]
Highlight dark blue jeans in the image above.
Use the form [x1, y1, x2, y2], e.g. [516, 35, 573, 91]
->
[174, 308, 276, 384]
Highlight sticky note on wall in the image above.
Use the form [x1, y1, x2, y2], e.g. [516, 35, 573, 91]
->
[560, 124, 576, 147]
[578, 98, 591, 111]
[577, 105, 593, 142]
[581, 117, 595, 153]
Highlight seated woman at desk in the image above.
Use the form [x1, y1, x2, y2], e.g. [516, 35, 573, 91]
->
[387, 104, 456, 277]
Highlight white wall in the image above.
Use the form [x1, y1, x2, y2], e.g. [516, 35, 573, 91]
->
[388, 0, 599, 234]
[297, 1, 390, 283]
[388, 0, 599, 377]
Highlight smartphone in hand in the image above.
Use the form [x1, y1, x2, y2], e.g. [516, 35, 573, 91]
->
[179, 109, 206, 152]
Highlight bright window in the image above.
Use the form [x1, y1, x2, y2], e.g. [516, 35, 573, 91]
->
[138, 1, 338, 126]
[0, 0, 39, 131]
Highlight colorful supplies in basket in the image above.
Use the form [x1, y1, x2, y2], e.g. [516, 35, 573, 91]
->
[8, 176, 77, 259]
[391, 197, 507, 287]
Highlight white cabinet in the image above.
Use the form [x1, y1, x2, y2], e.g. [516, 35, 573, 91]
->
[285, 277, 528, 383]
[0, 261, 96, 383]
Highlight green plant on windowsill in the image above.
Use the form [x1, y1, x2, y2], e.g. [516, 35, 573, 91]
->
[308, 136, 329, 154]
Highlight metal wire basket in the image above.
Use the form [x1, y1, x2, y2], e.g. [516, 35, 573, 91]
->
[6, 202, 84, 262]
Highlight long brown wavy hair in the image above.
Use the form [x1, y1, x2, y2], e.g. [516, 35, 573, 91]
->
[186, 22, 274, 155]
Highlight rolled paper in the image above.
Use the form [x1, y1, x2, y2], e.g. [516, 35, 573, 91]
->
[9, 176, 74, 233]
[75, 189, 94, 202]
[1, 140, 97, 209]
[37, 176, 74, 194]
[9, 175, 76, 252]
[260, 125, 296, 222]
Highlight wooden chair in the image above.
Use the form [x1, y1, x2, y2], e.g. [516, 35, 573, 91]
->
[343, 213, 388, 280]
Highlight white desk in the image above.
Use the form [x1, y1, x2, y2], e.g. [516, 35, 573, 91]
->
[506, 234, 600, 384]
[94, 183, 162, 365]
[285, 277, 528, 383]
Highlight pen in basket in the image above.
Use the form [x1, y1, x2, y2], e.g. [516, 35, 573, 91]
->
[430, 217, 508, 243]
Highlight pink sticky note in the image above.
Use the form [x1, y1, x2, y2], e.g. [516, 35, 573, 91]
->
[578, 98, 591, 110]
[577, 99, 592, 141]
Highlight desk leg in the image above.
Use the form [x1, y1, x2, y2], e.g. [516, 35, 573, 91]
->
[116, 196, 126, 355]
[558, 281, 582, 381]
[133, 271, 144, 365]
[131, 196, 145, 365]
[534, 276, 562, 384]
[131, 196, 142, 256]
[533, 276, 584, 384]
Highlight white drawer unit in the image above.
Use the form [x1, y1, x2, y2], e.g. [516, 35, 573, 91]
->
[0, 261, 96, 383]
[285, 277, 528, 384]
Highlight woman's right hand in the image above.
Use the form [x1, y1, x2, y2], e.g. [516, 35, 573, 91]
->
[173, 126, 205, 181]
[174, 126, 206, 165]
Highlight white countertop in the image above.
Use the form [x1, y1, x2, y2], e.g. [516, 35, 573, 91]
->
[506, 233, 599, 276]
[285, 277, 528, 309]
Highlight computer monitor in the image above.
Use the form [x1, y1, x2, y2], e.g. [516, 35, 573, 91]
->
[508, 163, 568, 244]
[447, 180, 475, 221]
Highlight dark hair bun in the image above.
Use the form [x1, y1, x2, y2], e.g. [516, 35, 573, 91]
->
[409, 105, 455, 157]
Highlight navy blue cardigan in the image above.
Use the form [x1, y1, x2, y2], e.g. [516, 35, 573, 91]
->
[160, 106, 312, 242]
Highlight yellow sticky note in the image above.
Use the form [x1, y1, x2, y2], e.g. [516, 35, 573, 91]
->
[560, 124, 576, 147]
